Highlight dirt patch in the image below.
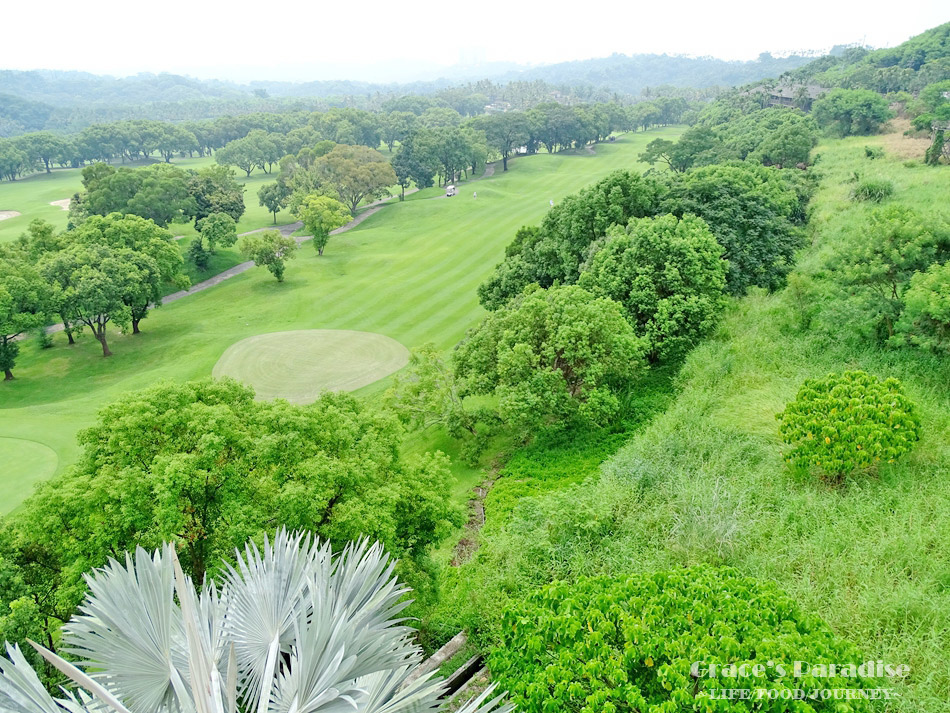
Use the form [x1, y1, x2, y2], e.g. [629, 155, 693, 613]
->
[0, 211, 21, 221]
[451, 464, 502, 566]
[50, 199, 71, 211]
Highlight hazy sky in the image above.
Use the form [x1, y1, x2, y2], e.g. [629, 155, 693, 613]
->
[2, 1, 947, 83]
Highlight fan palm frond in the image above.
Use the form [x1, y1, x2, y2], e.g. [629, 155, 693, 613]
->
[0, 530, 514, 713]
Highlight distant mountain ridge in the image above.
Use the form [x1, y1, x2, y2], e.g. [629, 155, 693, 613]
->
[488, 52, 820, 95]
[0, 50, 824, 109]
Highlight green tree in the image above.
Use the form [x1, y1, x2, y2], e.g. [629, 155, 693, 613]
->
[257, 181, 290, 223]
[70, 213, 189, 334]
[578, 214, 728, 361]
[238, 230, 297, 282]
[16, 132, 65, 174]
[474, 113, 529, 171]
[39, 244, 130, 356]
[833, 205, 950, 340]
[196, 211, 238, 253]
[812, 88, 894, 136]
[315, 144, 396, 213]
[296, 194, 351, 256]
[455, 284, 647, 434]
[392, 134, 437, 199]
[188, 165, 245, 223]
[662, 162, 809, 294]
[0, 260, 48, 380]
[892, 260, 950, 353]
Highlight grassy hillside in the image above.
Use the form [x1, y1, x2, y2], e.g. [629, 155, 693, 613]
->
[0, 129, 683, 512]
[433, 127, 950, 710]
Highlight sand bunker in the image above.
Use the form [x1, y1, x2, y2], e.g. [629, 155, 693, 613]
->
[50, 199, 71, 211]
[0, 211, 21, 221]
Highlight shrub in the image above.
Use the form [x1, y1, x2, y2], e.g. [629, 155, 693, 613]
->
[777, 370, 920, 480]
[893, 261, 950, 354]
[864, 145, 884, 160]
[850, 177, 894, 202]
[490, 566, 879, 713]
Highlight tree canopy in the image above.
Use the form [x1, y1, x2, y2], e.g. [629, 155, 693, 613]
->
[578, 214, 728, 361]
[456, 284, 646, 433]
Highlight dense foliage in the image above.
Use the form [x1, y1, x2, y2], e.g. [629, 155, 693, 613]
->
[811, 89, 893, 137]
[238, 229, 297, 281]
[0, 379, 460, 680]
[578, 214, 727, 361]
[831, 205, 950, 341]
[479, 162, 812, 308]
[477, 171, 662, 309]
[491, 566, 878, 712]
[455, 285, 646, 433]
[777, 370, 921, 481]
[893, 261, 950, 353]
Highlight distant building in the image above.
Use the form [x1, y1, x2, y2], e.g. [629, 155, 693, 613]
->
[484, 101, 512, 113]
[747, 84, 827, 111]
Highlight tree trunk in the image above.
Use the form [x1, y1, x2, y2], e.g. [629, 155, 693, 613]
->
[131, 318, 140, 335]
[4, 368, 13, 381]
[45, 160, 51, 174]
[97, 330, 112, 357]
[503, 155, 508, 171]
[61, 318, 75, 344]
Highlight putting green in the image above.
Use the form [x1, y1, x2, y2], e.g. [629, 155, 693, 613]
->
[0, 437, 58, 512]
[212, 330, 409, 403]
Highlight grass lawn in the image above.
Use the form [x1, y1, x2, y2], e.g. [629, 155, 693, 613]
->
[211, 329, 409, 402]
[0, 128, 684, 512]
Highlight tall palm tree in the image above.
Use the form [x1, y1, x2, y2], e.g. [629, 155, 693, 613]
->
[0, 530, 513, 713]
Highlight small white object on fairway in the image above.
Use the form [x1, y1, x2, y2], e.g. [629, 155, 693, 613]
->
[212, 329, 409, 404]
[0, 211, 21, 221]
[50, 199, 71, 211]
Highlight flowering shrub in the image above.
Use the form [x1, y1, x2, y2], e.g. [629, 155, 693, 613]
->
[777, 370, 920, 480]
[490, 566, 879, 712]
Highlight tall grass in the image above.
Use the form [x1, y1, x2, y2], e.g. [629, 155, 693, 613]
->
[434, 133, 950, 710]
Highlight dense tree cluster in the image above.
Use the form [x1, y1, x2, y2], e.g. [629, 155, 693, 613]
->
[0, 97, 680, 183]
[0, 212, 189, 367]
[0, 379, 461, 681]
[69, 162, 245, 228]
[783, 21, 950, 94]
[478, 161, 813, 309]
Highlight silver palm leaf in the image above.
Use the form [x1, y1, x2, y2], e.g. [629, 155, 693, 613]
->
[0, 530, 513, 713]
